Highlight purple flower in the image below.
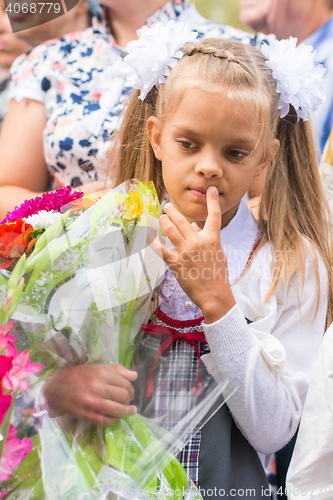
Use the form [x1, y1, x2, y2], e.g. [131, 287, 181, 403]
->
[1, 187, 84, 224]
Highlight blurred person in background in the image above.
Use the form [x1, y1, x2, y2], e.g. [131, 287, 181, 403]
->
[6, 0, 90, 46]
[240, 0, 333, 223]
[0, 0, 30, 127]
[0, 0, 90, 438]
[0, 0, 273, 222]
[238, 0, 271, 34]
[239, 0, 333, 154]
[0, 0, 89, 128]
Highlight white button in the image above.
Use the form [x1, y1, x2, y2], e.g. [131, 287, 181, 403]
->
[272, 363, 281, 370]
[184, 301, 192, 310]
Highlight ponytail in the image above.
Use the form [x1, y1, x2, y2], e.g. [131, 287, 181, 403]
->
[259, 109, 333, 324]
[113, 87, 165, 200]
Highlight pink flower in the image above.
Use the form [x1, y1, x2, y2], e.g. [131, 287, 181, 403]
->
[0, 390, 12, 422]
[0, 490, 9, 498]
[0, 424, 32, 481]
[1, 186, 84, 224]
[0, 321, 16, 353]
[0, 356, 13, 383]
[2, 344, 42, 392]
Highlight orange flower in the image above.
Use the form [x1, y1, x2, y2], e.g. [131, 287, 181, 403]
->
[68, 193, 103, 212]
[0, 219, 36, 269]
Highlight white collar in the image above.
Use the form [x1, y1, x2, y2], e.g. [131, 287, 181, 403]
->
[220, 198, 259, 284]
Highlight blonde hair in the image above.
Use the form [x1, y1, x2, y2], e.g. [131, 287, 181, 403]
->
[112, 37, 332, 324]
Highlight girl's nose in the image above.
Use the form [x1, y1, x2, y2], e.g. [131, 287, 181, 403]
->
[194, 153, 222, 178]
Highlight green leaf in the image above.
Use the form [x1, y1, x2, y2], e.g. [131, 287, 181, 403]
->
[0, 279, 24, 325]
[5, 434, 46, 498]
[24, 211, 72, 272]
[123, 415, 188, 496]
[118, 275, 138, 368]
[74, 424, 103, 488]
[32, 229, 45, 239]
[31, 211, 70, 255]
[7, 254, 26, 296]
[24, 237, 85, 287]
[0, 273, 8, 288]
[88, 193, 122, 238]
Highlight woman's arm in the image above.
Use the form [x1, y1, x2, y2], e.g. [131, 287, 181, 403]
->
[0, 99, 112, 220]
[0, 98, 49, 219]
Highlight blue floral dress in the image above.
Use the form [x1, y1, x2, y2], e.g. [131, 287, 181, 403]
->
[9, 0, 272, 191]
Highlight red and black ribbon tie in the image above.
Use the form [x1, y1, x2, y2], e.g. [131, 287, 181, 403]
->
[141, 323, 207, 398]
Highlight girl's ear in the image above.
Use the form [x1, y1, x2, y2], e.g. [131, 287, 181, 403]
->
[255, 138, 280, 176]
[147, 116, 163, 161]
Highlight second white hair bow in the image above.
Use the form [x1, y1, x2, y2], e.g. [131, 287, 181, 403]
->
[261, 37, 326, 121]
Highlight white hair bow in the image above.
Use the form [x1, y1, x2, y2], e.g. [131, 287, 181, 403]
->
[261, 37, 326, 121]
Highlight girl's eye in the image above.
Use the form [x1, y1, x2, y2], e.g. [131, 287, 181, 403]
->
[227, 150, 246, 159]
[179, 140, 196, 150]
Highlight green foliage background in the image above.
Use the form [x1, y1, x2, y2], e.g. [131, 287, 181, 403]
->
[192, 0, 252, 32]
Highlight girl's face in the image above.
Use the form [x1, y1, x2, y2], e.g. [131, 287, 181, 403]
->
[148, 87, 277, 229]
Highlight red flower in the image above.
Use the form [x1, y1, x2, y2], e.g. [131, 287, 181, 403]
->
[0, 389, 12, 422]
[0, 219, 37, 269]
[0, 355, 13, 381]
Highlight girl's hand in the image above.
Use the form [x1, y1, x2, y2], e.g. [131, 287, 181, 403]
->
[44, 364, 138, 426]
[160, 186, 236, 324]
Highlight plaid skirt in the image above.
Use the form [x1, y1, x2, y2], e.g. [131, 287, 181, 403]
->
[139, 308, 210, 486]
[135, 309, 269, 498]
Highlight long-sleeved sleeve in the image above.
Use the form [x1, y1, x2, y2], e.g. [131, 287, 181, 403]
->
[201, 242, 328, 464]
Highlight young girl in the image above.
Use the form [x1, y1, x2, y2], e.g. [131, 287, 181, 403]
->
[45, 26, 331, 498]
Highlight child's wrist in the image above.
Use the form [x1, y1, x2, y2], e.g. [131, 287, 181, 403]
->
[201, 295, 236, 325]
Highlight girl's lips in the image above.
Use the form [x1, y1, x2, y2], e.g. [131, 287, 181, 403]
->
[189, 188, 207, 198]
[189, 188, 222, 198]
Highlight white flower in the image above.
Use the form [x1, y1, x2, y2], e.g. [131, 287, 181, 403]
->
[261, 37, 326, 121]
[24, 210, 62, 230]
[123, 20, 198, 100]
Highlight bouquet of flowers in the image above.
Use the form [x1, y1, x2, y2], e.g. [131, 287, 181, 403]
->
[0, 181, 229, 500]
